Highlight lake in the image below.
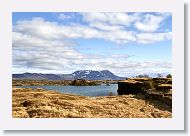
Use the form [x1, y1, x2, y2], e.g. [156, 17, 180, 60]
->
[16, 84, 118, 97]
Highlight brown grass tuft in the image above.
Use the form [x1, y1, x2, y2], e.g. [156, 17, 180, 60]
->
[12, 88, 172, 118]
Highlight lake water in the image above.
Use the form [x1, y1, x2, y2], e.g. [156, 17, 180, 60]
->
[16, 84, 118, 97]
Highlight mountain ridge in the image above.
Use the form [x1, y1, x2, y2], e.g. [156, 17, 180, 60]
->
[12, 70, 125, 80]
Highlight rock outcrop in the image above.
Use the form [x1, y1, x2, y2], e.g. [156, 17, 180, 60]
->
[117, 78, 172, 106]
[117, 78, 151, 95]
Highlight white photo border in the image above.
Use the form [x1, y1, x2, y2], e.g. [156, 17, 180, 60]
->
[0, 0, 184, 130]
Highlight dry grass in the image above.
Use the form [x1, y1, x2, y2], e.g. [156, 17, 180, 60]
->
[119, 80, 142, 84]
[12, 88, 171, 118]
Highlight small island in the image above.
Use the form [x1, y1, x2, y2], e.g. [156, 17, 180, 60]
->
[70, 79, 99, 86]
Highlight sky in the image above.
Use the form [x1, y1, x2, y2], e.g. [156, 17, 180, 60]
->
[12, 12, 172, 77]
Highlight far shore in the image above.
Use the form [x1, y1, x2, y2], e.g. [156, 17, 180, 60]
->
[12, 79, 119, 86]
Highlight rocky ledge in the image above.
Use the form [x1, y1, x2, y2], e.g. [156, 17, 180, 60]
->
[117, 78, 172, 107]
[13, 88, 171, 118]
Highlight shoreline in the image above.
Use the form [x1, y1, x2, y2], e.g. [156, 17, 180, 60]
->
[12, 79, 119, 86]
[12, 87, 172, 118]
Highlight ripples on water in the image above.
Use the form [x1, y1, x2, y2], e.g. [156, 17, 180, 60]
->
[16, 84, 118, 97]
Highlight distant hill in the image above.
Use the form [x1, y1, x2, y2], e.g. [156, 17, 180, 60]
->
[12, 70, 125, 80]
[13, 73, 63, 80]
[72, 70, 124, 80]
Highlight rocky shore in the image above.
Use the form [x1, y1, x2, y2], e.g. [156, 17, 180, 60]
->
[13, 88, 171, 118]
[117, 78, 172, 107]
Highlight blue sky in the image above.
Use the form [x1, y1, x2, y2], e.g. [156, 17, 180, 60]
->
[12, 12, 172, 77]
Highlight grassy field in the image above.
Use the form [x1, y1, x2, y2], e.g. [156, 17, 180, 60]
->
[12, 88, 171, 118]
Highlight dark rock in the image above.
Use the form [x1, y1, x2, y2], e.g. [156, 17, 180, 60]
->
[117, 79, 151, 95]
[21, 100, 32, 107]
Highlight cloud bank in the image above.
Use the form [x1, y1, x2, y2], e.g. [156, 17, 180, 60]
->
[13, 12, 172, 76]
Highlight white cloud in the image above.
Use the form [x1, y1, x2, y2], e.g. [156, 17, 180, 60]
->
[136, 32, 172, 44]
[58, 13, 72, 20]
[13, 30, 85, 73]
[14, 18, 62, 40]
[12, 13, 172, 76]
[134, 13, 170, 32]
[13, 17, 137, 44]
[80, 12, 140, 27]
[88, 22, 123, 31]
[12, 30, 172, 75]
[13, 16, 171, 45]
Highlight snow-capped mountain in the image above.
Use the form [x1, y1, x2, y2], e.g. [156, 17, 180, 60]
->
[72, 70, 124, 80]
[12, 70, 125, 80]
